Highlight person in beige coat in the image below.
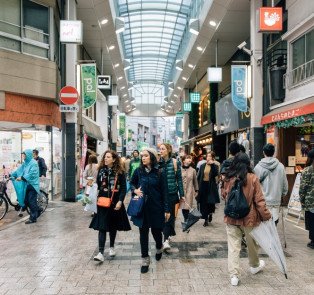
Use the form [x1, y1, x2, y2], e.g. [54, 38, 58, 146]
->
[221, 153, 271, 286]
[180, 155, 199, 222]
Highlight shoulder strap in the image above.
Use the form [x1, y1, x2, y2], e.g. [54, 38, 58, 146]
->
[172, 158, 177, 174]
[110, 175, 118, 201]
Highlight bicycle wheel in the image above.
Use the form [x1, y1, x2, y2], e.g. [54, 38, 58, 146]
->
[26, 191, 49, 215]
[0, 196, 8, 221]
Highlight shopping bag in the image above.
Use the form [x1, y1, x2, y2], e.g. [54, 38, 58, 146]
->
[127, 195, 145, 217]
[85, 184, 97, 213]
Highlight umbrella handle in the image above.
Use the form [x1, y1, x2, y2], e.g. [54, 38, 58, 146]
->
[184, 202, 193, 210]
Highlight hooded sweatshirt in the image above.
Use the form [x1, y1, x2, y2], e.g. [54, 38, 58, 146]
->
[254, 157, 288, 206]
[11, 149, 40, 206]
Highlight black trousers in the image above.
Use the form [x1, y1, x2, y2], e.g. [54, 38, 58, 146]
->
[98, 230, 117, 253]
[163, 195, 177, 240]
[305, 211, 314, 241]
[139, 221, 162, 258]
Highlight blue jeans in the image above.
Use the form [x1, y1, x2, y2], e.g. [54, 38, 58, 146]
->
[25, 184, 40, 222]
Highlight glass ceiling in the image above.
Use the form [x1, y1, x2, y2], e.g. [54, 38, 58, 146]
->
[117, 0, 193, 105]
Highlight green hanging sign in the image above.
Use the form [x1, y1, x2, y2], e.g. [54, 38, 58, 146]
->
[137, 141, 149, 151]
[190, 92, 201, 103]
[183, 102, 192, 112]
[81, 64, 97, 109]
[127, 129, 132, 141]
[119, 115, 126, 136]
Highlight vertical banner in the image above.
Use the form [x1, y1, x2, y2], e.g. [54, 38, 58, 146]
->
[231, 65, 247, 112]
[266, 124, 275, 145]
[127, 129, 132, 141]
[176, 112, 184, 138]
[81, 64, 97, 109]
[79, 134, 88, 188]
[119, 114, 126, 136]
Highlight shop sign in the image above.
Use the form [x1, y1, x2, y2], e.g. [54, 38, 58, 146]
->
[261, 103, 314, 125]
[182, 102, 192, 112]
[97, 75, 111, 89]
[231, 65, 248, 112]
[190, 92, 201, 103]
[259, 7, 283, 32]
[176, 116, 183, 138]
[108, 95, 119, 106]
[59, 105, 79, 112]
[60, 20, 83, 44]
[119, 114, 126, 136]
[81, 64, 97, 109]
[266, 124, 275, 145]
[59, 86, 79, 105]
[287, 173, 302, 211]
[127, 129, 132, 141]
[137, 141, 149, 152]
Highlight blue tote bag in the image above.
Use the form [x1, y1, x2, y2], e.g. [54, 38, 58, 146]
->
[127, 169, 145, 217]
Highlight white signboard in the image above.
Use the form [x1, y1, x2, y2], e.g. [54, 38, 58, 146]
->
[59, 105, 79, 112]
[108, 95, 119, 106]
[60, 20, 83, 44]
[98, 75, 111, 89]
[287, 173, 302, 211]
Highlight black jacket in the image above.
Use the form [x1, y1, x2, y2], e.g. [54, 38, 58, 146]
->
[220, 157, 234, 175]
[130, 166, 169, 229]
[36, 156, 47, 177]
[197, 163, 219, 204]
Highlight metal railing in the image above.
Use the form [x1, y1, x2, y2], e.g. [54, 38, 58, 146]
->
[284, 58, 314, 89]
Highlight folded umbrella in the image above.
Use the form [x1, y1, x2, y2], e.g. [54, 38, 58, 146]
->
[250, 220, 288, 279]
[181, 203, 202, 232]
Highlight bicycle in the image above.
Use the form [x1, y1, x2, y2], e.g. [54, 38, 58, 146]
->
[0, 175, 49, 221]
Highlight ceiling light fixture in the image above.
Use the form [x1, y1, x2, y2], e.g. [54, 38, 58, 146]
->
[182, 77, 187, 80]
[176, 59, 183, 71]
[118, 76, 123, 80]
[114, 63, 119, 68]
[174, 94, 178, 97]
[123, 59, 131, 70]
[188, 64, 194, 68]
[101, 19, 108, 25]
[109, 45, 115, 50]
[120, 86, 125, 90]
[168, 82, 174, 91]
[197, 46, 203, 51]
[170, 100, 175, 103]
[123, 94, 127, 97]
[177, 86, 182, 90]
[128, 82, 133, 90]
[209, 20, 217, 27]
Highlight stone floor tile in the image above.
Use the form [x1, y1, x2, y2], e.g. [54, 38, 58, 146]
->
[113, 286, 141, 293]
[58, 287, 88, 294]
[32, 287, 62, 295]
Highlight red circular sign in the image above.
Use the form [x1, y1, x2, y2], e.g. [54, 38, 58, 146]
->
[59, 86, 79, 105]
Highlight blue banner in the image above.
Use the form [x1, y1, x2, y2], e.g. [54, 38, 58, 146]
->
[231, 66, 247, 112]
[176, 116, 183, 138]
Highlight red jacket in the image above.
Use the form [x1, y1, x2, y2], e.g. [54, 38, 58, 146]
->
[222, 173, 271, 227]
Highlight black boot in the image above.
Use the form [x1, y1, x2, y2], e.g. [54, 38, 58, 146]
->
[203, 218, 209, 227]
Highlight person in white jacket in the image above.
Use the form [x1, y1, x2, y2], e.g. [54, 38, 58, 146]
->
[254, 143, 288, 225]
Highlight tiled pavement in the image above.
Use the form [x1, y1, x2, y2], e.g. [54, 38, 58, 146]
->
[0, 197, 313, 295]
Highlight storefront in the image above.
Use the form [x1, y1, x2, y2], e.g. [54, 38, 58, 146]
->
[261, 101, 314, 203]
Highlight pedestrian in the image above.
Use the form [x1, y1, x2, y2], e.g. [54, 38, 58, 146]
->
[299, 149, 314, 249]
[11, 149, 43, 224]
[33, 149, 47, 177]
[128, 150, 140, 180]
[221, 153, 271, 286]
[181, 155, 198, 222]
[90, 150, 131, 261]
[130, 148, 169, 273]
[159, 142, 185, 251]
[83, 154, 98, 189]
[123, 155, 131, 175]
[220, 141, 240, 175]
[254, 143, 288, 225]
[196, 154, 206, 173]
[197, 151, 219, 226]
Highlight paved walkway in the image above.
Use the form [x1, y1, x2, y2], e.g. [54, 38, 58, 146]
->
[0, 197, 313, 295]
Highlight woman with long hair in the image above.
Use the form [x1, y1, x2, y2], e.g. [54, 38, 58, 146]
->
[90, 150, 131, 261]
[222, 153, 271, 286]
[299, 149, 314, 249]
[197, 151, 219, 226]
[181, 155, 198, 222]
[83, 154, 98, 188]
[130, 148, 169, 273]
[159, 142, 185, 251]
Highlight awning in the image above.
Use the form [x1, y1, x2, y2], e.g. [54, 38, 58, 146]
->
[82, 117, 104, 141]
[181, 139, 192, 146]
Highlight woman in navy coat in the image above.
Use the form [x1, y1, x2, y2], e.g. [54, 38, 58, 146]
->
[130, 148, 169, 273]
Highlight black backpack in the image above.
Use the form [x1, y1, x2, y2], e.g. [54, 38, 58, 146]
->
[224, 179, 250, 219]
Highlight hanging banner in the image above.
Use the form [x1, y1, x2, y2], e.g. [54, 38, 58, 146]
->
[266, 124, 275, 145]
[176, 114, 183, 138]
[81, 64, 97, 109]
[127, 129, 132, 141]
[231, 65, 248, 112]
[79, 134, 88, 188]
[119, 114, 126, 136]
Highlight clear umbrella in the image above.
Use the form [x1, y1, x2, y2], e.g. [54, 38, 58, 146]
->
[250, 220, 288, 279]
[181, 203, 202, 232]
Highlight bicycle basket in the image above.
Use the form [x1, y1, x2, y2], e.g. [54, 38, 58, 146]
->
[39, 178, 50, 193]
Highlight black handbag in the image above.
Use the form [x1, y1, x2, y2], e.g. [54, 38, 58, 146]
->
[224, 179, 250, 219]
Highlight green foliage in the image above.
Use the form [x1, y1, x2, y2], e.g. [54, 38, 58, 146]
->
[264, 114, 314, 132]
[209, 83, 218, 123]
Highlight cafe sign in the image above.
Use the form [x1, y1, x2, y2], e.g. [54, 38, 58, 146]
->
[259, 7, 283, 32]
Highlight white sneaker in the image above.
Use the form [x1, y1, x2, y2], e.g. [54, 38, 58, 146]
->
[163, 240, 171, 251]
[250, 260, 265, 275]
[230, 277, 239, 286]
[109, 247, 116, 257]
[93, 252, 104, 262]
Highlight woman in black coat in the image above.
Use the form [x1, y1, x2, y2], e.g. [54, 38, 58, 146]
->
[197, 151, 219, 226]
[90, 150, 131, 262]
[130, 148, 169, 273]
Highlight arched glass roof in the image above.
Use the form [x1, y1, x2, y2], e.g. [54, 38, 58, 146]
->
[117, 0, 192, 88]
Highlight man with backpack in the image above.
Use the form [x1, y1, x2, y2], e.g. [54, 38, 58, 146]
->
[254, 144, 288, 225]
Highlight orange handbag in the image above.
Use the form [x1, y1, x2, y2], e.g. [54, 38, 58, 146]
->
[175, 202, 180, 217]
[97, 175, 118, 207]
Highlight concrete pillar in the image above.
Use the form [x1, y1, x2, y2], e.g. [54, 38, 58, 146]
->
[250, 0, 264, 166]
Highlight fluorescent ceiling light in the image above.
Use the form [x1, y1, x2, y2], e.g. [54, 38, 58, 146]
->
[120, 86, 125, 90]
[123, 94, 127, 97]
[197, 46, 203, 51]
[115, 17, 125, 34]
[177, 86, 182, 90]
[109, 45, 115, 50]
[188, 64, 194, 68]
[174, 94, 178, 97]
[182, 77, 187, 81]
[118, 76, 123, 80]
[189, 19, 199, 35]
[170, 100, 175, 103]
[101, 19, 108, 25]
[114, 63, 119, 68]
[209, 20, 217, 27]
[168, 82, 174, 90]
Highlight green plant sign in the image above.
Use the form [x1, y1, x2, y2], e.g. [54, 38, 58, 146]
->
[81, 64, 97, 109]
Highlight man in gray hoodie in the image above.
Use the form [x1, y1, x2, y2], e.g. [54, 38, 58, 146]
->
[254, 143, 288, 225]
